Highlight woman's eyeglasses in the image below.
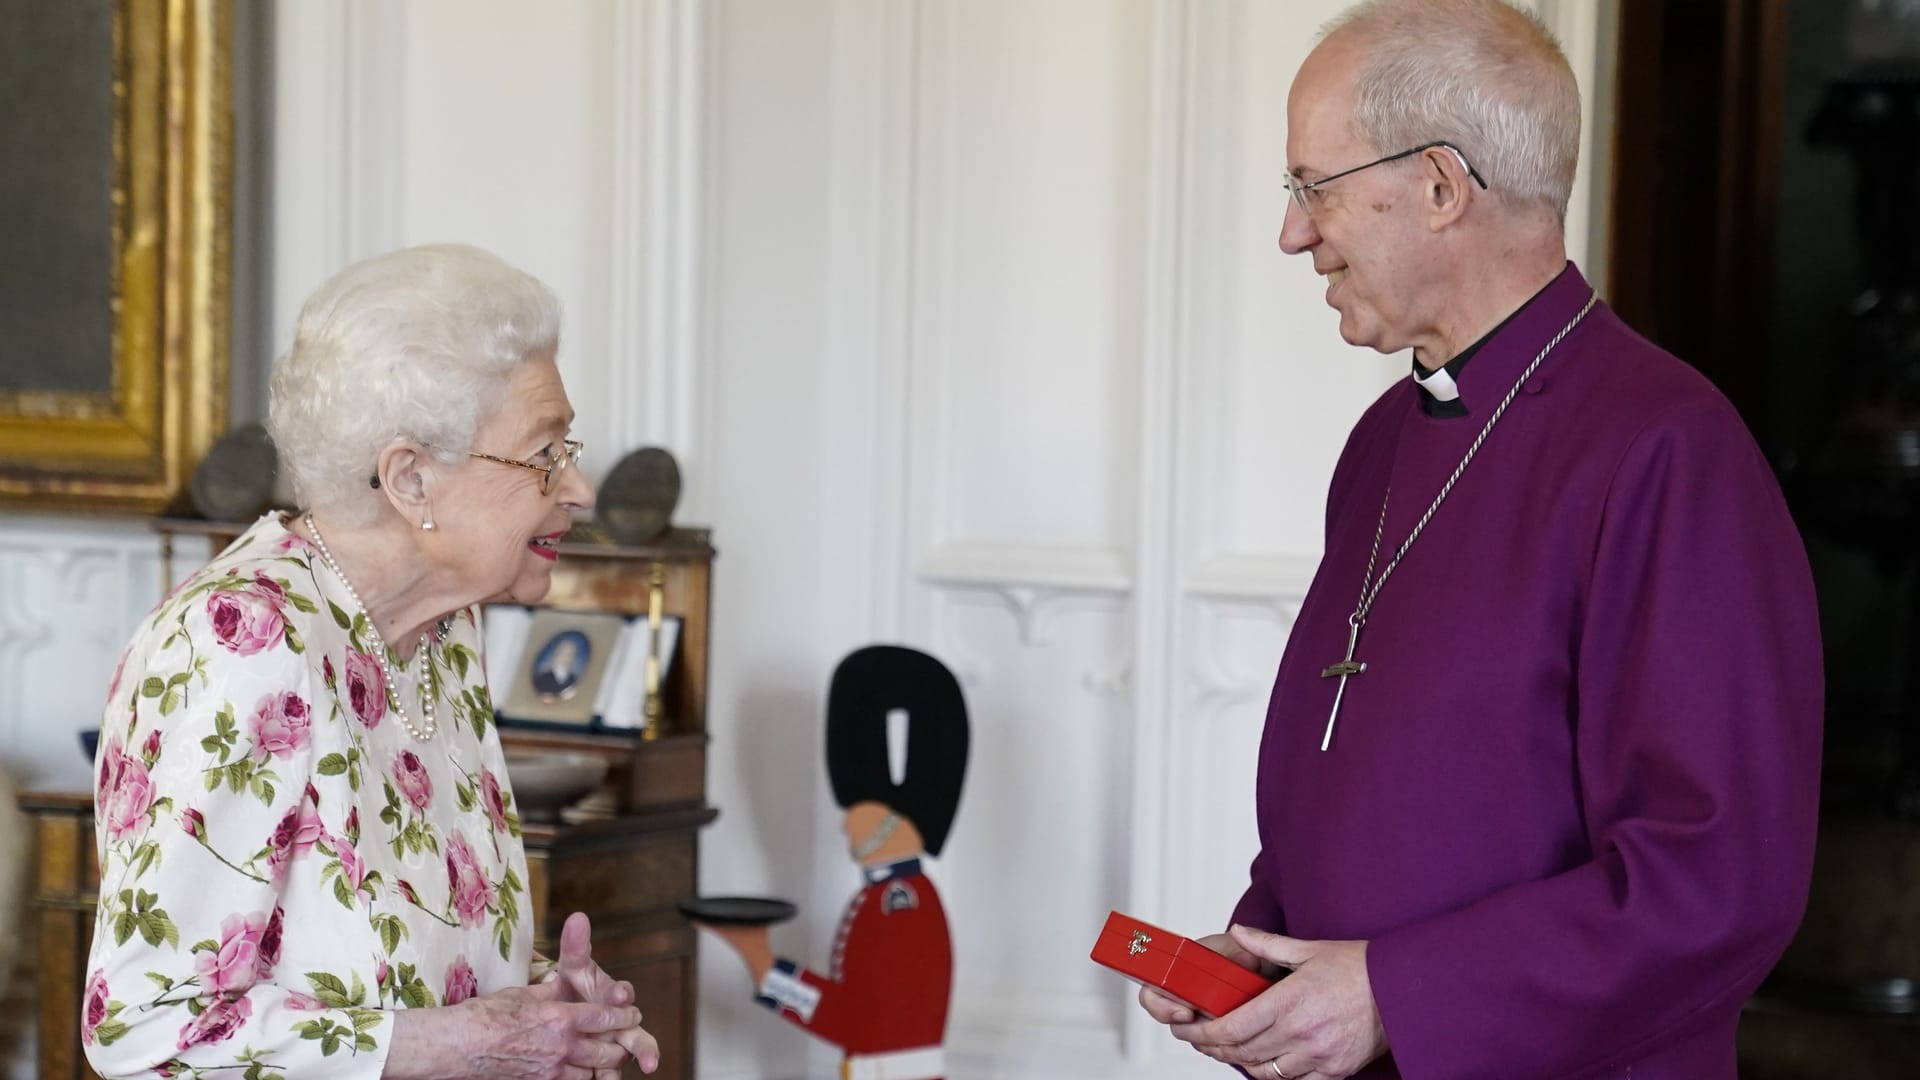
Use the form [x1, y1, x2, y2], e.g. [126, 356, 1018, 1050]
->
[466, 439, 585, 495]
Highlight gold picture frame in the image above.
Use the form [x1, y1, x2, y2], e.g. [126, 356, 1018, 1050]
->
[0, 0, 230, 512]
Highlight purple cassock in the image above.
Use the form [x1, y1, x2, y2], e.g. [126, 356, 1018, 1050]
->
[1232, 264, 1824, 1079]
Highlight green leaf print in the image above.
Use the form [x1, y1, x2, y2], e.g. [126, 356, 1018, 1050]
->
[92, 1018, 129, 1046]
[160, 688, 182, 716]
[295, 1017, 359, 1057]
[287, 591, 319, 614]
[284, 623, 305, 654]
[130, 840, 162, 877]
[141, 677, 165, 698]
[328, 599, 353, 630]
[136, 910, 180, 949]
[306, 972, 352, 1009]
[241, 1046, 289, 1080]
[317, 753, 349, 776]
[373, 912, 405, 954]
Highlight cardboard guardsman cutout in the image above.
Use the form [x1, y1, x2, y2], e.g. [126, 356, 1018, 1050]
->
[699, 645, 968, 1080]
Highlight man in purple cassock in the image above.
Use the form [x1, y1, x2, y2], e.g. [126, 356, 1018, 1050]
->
[1137, 2, 1824, 1078]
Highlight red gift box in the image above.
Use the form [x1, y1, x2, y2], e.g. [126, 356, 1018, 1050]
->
[1089, 911, 1274, 1019]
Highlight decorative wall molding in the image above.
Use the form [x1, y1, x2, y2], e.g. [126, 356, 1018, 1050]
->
[0, 520, 165, 788]
[1124, 0, 1198, 1061]
[1185, 552, 1318, 606]
[919, 541, 1132, 593]
[1528, 0, 1613, 275]
[269, 0, 407, 352]
[609, 0, 710, 507]
[822, 0, 923, 641]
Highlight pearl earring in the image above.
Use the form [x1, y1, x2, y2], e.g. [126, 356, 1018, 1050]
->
[421, 518, 435, 532]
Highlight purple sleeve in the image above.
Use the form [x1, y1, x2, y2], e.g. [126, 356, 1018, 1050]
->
[1230, 849, 1284, 933]
[1365, 400, 1823, 1079]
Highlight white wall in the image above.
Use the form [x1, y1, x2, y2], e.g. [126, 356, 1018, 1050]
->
[0, 2, 1615, 1077]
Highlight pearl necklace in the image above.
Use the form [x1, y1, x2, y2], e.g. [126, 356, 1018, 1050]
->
[303, 512, 439, 742]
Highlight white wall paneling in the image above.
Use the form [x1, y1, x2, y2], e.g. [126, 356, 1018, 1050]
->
[0, 520, 177, 793]
[610, 0, 712, 515]
[0, 2, 1620, 1077]
[268, 0, 407, 355]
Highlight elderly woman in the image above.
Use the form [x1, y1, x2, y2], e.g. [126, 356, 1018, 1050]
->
[84, 245, 657, 1078]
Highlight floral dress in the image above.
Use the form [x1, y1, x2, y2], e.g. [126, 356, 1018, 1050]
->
[85, 514, 532, 1079]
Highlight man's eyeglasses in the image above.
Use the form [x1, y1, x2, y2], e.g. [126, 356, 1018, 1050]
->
[1284, 140, 1488, 217]
[467, 439, 585, 495]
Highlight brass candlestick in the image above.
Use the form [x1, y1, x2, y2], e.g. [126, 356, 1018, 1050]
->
[643, 562, 666, 740]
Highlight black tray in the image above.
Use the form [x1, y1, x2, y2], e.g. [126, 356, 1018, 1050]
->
[677, 896, 798, 926]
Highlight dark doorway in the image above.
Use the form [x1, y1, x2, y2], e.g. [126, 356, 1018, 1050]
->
[1608, 2, 1920, 1075]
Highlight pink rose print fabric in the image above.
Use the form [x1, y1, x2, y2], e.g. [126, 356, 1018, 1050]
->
[206, 577, 287, 657]
[85, 514, 530, 1078]
[344, 649, 388, 729]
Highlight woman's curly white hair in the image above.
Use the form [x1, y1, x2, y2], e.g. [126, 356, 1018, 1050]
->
[268, 244, 561, 525]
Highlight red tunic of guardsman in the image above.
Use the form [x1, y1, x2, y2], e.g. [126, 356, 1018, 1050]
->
[755, 855, 951, 1078]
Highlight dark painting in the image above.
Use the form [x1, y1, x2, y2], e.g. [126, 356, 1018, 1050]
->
[0, 0, 116, 395]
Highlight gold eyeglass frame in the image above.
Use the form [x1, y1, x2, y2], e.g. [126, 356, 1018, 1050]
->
[466, 439, 585, 495]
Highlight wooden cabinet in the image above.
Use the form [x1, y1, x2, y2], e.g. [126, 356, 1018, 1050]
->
[22, 792, 96, 1080]
[24, 520, 719, 1080]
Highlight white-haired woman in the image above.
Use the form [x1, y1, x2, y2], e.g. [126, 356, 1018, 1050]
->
[84, 245, 658, 1079]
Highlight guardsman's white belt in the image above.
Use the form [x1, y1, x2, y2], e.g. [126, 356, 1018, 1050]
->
[840, 1046, 945, 1080]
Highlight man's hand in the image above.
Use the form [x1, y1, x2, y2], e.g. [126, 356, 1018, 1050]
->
[1158, 925, 1387, 1080]
[1137, 931, 1264, 1025]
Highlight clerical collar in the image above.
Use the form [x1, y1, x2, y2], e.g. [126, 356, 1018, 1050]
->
[1411, 274, 1560, 419]
[862, 856, 922, 884]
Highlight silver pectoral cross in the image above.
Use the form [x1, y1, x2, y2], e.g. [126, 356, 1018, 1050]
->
[1317, 616, 1367, 751]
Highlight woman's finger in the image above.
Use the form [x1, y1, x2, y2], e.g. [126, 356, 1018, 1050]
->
[565, 1035, 629, 1070]
[606, 978, 635, 1006]
[611, 1023, 662, 1072]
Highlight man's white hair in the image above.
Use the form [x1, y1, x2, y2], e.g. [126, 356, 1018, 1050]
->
[1323, 0, 1581, 221]
[268, 244, 562, 525]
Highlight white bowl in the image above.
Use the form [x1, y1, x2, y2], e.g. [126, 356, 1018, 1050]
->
[504, 752, 609, 822]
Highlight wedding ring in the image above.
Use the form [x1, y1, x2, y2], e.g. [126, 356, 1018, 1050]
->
[1269, 1064, 1297, 1080]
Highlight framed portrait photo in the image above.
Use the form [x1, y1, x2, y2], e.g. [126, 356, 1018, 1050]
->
[498, 609, 627, 726]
